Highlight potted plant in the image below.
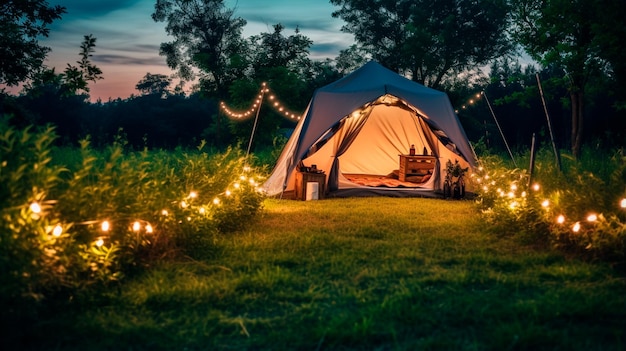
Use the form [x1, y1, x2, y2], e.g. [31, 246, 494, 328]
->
[444, 159, 469, 199]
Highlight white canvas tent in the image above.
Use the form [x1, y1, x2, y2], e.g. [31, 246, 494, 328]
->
[263, 61, 476, 198]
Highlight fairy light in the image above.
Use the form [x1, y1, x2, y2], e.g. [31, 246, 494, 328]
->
[30, 202, 42, 213]
[532, 183, 540, 191]
[220, 82, 302, 121]
[541, 200, 550, 208]
[52, 224, 63, 237]
[180, 201, 188, 208]
[145, 224, 153, 233]
[189, 191, 198, 199]
[199, 207, 206, 214]
[225, 190, 232, 196]
[132, 221, 141, 232]
[101, 220, 110, 232]
[557, 215, 565, 224]
[586, 214, 597, 222]
[572, 222, 581, 233]
[161, 209, 169, 216]
[213, 198, 220, 205]
[95, 238, 104, 247]
[621, 198, 626, 208]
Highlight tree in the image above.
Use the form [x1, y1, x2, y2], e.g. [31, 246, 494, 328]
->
[152, 0, 247, 98]
[23, 34, 103, 98]
[135, 73, 172, 96]
[510, 0, 610, 158]
[330, 0, 512, 89]
[0, 0, 66, 86]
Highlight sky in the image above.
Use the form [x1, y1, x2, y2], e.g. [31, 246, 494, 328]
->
[33, 0, 354, 102]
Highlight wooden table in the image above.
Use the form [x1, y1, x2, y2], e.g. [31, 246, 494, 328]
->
[398, 155, 436, 182]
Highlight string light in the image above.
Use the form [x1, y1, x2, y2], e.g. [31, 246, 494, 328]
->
[30, 202, 42, 213]
[220, 82, 302, 121]
[572, 222, 581, 233]
[586, 214, 597, 222]
[52, 224, 63, 237]
[557, 215, 565, 224]
[621, 198, 626, 208]
[132, 221, 141, 232]
[101, 221, 110, 232]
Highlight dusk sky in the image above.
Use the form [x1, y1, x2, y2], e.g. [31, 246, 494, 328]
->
[37, 0, 354, 102]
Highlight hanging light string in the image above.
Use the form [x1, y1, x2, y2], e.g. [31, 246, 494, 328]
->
[220, 82, 302, 121]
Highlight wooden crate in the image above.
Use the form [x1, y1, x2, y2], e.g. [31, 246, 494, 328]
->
[398, 155, 436, 182]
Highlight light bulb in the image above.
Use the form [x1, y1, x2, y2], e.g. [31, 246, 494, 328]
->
[133, 221, 141, 231]
[572, 222, 581, 233]
[586, 214, 597, 222]
[146, 224, 153, 233]
[101, 221, 110, 232]
[557, 215, 565, 224]
[52, 224, 63, 237]
[30, 202, 42, 213]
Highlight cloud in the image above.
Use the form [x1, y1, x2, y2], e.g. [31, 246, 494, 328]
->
[93, 54, 165, 66]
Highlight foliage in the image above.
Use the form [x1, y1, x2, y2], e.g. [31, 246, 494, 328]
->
[135, 73, 172, 97]
[474, 146, 626, 262]
[330, 0, 512, 89]
[0, 0, 66, 86]
[0, 119, 265, 310]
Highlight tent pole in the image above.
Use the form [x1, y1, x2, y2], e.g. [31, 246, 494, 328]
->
[482, 91, 517, 167]
[246, 83, 266, 159]
[535, 73, 562, 171]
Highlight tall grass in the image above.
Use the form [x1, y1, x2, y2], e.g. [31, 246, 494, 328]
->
[6, 198, 625, 350]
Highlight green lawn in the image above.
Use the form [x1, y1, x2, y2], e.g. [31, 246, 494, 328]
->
[7, 198, 626, 350]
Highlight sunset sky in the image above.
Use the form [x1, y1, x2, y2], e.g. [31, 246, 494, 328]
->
[36, 0, 353, 102]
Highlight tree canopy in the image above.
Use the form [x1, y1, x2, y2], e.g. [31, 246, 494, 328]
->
[0, 0, 66, 86]
[330, 0, 512, 89]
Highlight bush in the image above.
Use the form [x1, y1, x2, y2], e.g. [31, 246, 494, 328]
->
[474, 146, 626, 262]
[0, 118, 266, 309]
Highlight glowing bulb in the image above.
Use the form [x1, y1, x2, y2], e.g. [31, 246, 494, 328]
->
[621, 198, 626, 208]
[507, 191, 515, 198]
[509, 201, 518, 209]
[240, 175, 246, 181]
[52, 224, 63, 237]
[30, 202, 42, 213]
[586, 214, 597, 222]
[95, 238, 104, 247]
[243, 166, 251, 172]
[572, 222, 581, 233]
[199, 207, 206, 214]
[234, 183, 240, 189]
[557, 215, 565, 224]
[521, 191, 527, 198]
[101, 221, 110, 232]
[541, 200, 550, 208]
[161, 209, 169, 216]
[181, 201, 188, 208]
[510, 184, 517, 191]
[145, 224, 153, 233]
[213, 198, 220, 205]
[225, 190, 231, 196]
[532, 183, 540, 191]
[189, 191, 198, 198]
[133, 221, 141, 231]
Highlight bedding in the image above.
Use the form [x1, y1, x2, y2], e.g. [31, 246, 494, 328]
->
[344, 171, 431, 188]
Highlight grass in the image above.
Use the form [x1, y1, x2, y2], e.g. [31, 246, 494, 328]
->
[5, 197, 626, 350]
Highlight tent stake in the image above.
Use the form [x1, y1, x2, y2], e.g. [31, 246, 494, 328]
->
[482, 91, 517, 167]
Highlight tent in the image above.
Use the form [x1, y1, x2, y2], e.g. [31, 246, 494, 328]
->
[262, 61, 476, 199]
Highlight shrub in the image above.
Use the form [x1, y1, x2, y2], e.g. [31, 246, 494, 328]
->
[0, 118, 266, 309]
[474, 147, 626, 262]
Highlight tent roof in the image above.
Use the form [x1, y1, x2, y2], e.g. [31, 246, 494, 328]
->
[292, 61, 475, 167]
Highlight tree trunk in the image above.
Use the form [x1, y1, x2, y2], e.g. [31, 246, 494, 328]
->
[570, 90, 584, 159]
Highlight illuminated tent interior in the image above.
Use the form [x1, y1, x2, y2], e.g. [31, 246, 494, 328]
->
[262, 61, 476, 199]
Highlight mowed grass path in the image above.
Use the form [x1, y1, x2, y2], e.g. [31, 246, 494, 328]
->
[16, 198, 626, 350]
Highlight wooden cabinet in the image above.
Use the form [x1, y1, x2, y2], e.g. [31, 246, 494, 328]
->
[398, 155, 436, 182]
[294, 171, 326, 200]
